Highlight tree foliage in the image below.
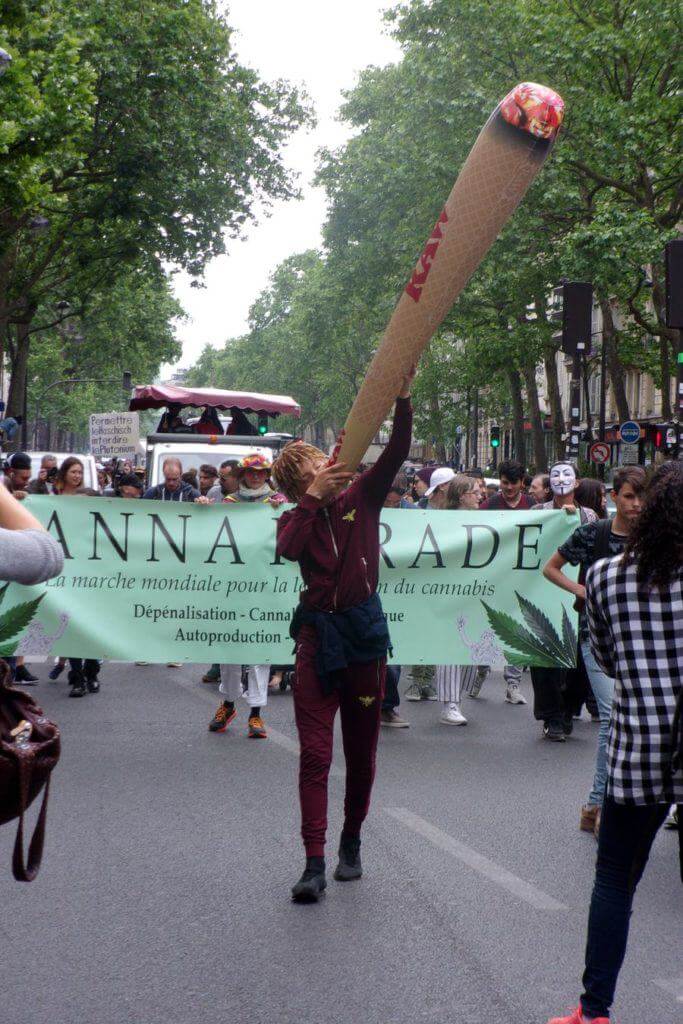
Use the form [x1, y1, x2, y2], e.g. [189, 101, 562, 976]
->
[189, 0, 682, 467]
[0, 0, 310, 439]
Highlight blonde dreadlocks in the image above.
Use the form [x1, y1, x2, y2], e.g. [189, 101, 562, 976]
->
[272, 441, 326, 502]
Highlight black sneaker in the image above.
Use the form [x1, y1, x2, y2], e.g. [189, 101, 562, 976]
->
[543, 718, 566, 742]
[86, 678, 100, 693]
[333, 834, 362, 881]
[208, 701, 236, 733]
[48, 662, 65, 681]
[291, 859, 326, 903]
[14, 665, 38, 684]
[562, 713, 574, 736]
[69, 681, 87, 698]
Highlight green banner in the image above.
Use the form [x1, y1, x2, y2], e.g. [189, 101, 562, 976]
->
[6, 496, 579, 666]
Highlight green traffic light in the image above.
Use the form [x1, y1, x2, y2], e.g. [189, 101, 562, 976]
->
[258, 425, 267, 435]
[491, 438, 500, 447]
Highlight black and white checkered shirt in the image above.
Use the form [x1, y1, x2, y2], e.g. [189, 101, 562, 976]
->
[586, 555, 683, 804]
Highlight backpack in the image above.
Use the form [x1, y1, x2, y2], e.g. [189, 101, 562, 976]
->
[0, 661, 60, 881]
[574, 518, 613, 613]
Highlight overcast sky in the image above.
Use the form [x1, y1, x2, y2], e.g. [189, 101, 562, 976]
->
[168, 1, 401, 374]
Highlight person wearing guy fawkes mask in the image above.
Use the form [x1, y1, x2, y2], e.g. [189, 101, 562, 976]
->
[529, 462, 598, 743]
[532, 462, 598, 521]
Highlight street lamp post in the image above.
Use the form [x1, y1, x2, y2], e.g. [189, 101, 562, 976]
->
[471, 388, 479, 468]
[560, 281, 593, 463]
[665, 240, 683, 459]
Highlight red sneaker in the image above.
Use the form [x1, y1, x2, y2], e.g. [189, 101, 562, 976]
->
[547, 1008, 609, 1024]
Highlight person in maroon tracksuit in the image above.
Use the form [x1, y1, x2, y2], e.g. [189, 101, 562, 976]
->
[273, 368, 414, 902]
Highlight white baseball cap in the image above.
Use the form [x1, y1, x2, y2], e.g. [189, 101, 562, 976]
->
[425, 467, 456, 497]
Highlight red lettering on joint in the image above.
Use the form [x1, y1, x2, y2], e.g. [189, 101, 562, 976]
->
[405, 209, 449, 303]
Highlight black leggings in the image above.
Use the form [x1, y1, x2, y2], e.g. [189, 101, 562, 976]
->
[580, 798, 670, 1018]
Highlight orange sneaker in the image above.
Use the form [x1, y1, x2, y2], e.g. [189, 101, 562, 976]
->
[208, 701, 236, 733]
[248, 715, 267, 739]
[547, 1008, 609, 1024]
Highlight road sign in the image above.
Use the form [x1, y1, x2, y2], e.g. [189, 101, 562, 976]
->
[89, 411, 139, 459]
[589, 441, 610, 464]
[621, 444, 639, 465]
[619, 420, 640, 445]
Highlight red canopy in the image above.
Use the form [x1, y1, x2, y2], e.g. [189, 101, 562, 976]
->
[129, 384, 301, 418]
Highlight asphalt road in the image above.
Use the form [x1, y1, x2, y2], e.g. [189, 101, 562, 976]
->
[1, 664, 681, 1024]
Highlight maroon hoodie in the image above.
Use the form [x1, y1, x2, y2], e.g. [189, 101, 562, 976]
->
[276, 398, 412, 613]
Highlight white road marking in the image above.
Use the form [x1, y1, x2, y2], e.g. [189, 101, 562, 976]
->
[384, 806, 568, 912]
[653, 978, 683, 1003]
[173, 670, 570, 905]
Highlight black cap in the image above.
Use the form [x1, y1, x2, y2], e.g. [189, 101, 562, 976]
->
[8, 452, 31, 470]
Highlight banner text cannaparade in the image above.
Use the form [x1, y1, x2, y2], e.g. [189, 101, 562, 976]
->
[45, 507, 551, 574]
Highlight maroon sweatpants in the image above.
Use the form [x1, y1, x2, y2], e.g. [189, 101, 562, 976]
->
[293, 627, 386, 858]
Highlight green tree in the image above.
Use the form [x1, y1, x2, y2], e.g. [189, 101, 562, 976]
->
[28, 265, 182, 447]
[0, 0, 310, 423]
[187, 0, 680, 463]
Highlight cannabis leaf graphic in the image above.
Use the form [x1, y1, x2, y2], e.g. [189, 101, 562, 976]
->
[0, 590, 45, 657]
[481, 593, 576, 668]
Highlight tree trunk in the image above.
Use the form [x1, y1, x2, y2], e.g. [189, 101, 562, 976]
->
[543, 347, 565, 461]
[7, 316, 33, 452]
[430, 391, 447, 462]
[521, 361, 547, 471]
[505, 366, 525, 463]
[582, 357, 594, 441]
[599, 299, 630, 422]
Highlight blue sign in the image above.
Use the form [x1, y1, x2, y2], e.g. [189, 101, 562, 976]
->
[619, 420, 641, 445]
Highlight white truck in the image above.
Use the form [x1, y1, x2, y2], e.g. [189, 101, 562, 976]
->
[128, 384, 301, 487]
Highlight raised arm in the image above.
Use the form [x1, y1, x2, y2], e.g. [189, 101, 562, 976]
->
[361, 365, 415, 506]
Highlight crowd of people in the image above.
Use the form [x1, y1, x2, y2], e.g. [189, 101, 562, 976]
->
[1, 391, 681, 1024]
[266, 386, 681, 1024]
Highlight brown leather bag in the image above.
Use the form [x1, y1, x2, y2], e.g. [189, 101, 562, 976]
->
[0, 660, 60, 881]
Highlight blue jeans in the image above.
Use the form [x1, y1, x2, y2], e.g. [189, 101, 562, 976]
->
[382, 665, 401, 712]
[581, 639, 615, 808]
[581, 798, 668, 1019]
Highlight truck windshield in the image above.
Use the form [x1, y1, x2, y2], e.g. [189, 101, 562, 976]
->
[150, 444, 266, 485]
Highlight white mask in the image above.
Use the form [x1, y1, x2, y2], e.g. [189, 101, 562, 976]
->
[549, 462, 576, 497]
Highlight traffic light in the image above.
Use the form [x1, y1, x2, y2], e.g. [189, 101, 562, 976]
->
[257, 412, 268, 436]
[664, 424, 678, 456]
[122, 370, 132, 392]
[490, 425, 501, 449]
[665, 239, 683, 328]
[561, 282, 593, 356]
[653, 424, 678, 456]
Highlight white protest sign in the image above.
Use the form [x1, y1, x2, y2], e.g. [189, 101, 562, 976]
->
[89, 412, 139, 459]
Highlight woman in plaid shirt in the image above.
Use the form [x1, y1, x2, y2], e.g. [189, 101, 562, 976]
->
[548, 462, 683, 1024]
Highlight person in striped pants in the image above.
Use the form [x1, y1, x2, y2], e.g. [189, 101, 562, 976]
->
[436, 663, 478, 725]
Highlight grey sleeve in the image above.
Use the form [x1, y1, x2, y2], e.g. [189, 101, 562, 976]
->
[0, 528, 64, 585]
